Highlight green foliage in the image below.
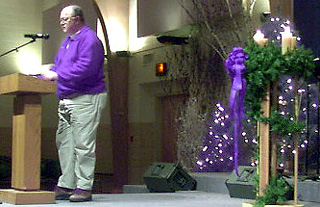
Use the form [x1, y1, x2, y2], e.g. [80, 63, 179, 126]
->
[285, 46, 316, 78]
[244, 41, 286, 121]
[244, 40, 316, 136]
[254, 176, 292, 207]
[261, 109, 305, 136]
[245, 40, 316, 206]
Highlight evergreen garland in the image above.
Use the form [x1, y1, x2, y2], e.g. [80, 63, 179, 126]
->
[254, 175, 292, 207]
[244, 41, 286, 121]
[265, 109, 305, 136]
[244, 40, 316, 134]
[244, 40, 316, 205]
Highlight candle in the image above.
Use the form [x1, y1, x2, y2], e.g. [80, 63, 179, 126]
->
[291, 36, 297, 49]
[253, 29, 268, 47]
[281, 26, 293, 54]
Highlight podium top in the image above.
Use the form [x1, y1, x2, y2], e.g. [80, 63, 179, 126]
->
[0, 73, 56, 95]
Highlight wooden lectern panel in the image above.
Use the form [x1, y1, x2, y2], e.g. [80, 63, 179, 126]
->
[12, 95, 41, 190]
[0, 189, 55, 205]
[0, 73, 56, 95]
[0, 73, 56, 204]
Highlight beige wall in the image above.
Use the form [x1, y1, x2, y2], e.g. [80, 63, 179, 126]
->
[0, 0, 43, 75]
[137, 0, 192, 37]
[43, 0, 60, 11]
[251, 0, 271, 29]
[96, 0, 129, 51]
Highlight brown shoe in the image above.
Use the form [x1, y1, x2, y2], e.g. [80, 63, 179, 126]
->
[54, 186, 74, 200]
[69, 189, 92, 202]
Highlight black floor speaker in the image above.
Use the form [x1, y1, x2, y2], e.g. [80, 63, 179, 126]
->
[225, 166, 256, 199]
[143, 162, 197, 192]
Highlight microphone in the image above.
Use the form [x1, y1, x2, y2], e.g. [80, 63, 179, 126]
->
[24, 33, 50, 39]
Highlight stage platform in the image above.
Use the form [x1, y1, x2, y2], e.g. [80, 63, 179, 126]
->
[1, 191, 320, 207]
[191, 172, 320, 203]
[0, 192, 251, 207]
[123, 172, 231, 194]
[1, 173, 320, 206]
[123, 172, 320, 204]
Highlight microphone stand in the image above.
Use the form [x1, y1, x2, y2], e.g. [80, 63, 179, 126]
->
[0, 38, 36, 58]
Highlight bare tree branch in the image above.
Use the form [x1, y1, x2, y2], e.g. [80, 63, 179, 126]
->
[167, 0, 254, 170]
[249, 0, 258, 17]
[197, 1, 228, 58]
[224, 0, 243, 43]
[177, 0, 229, 58]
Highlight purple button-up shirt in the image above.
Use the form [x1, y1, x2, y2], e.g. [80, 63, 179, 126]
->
[51, 25, 106, 99]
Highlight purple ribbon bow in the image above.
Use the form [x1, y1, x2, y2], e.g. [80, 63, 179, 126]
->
[224, 47, 249, 177]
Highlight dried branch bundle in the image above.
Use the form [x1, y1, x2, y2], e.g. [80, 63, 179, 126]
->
[162, 0, 256, 170]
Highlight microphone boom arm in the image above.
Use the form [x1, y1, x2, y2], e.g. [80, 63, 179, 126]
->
[0, 38, 36, 58]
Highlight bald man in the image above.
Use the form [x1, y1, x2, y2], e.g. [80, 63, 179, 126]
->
[43, 5, 107, 202]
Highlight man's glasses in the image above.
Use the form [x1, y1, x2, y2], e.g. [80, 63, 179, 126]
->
[59, 16, 76, 24]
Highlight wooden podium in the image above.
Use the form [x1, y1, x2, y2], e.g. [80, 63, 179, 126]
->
[0, 73, 56, 204]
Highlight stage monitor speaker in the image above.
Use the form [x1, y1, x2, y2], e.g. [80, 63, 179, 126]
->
[143, 162, 197, 193]
[225, 166, 256, 199]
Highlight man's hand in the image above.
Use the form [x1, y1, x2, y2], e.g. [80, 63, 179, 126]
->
[42, 70, 58, 81]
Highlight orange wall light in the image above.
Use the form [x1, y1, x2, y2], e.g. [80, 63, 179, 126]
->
[156, 62, 167, 76]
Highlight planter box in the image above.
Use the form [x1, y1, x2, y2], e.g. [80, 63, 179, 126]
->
[242, 202, 304, 207]
[225, 166, 256, 199]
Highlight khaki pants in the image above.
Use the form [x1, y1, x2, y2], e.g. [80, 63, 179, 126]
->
[56, 92, 107, 190]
